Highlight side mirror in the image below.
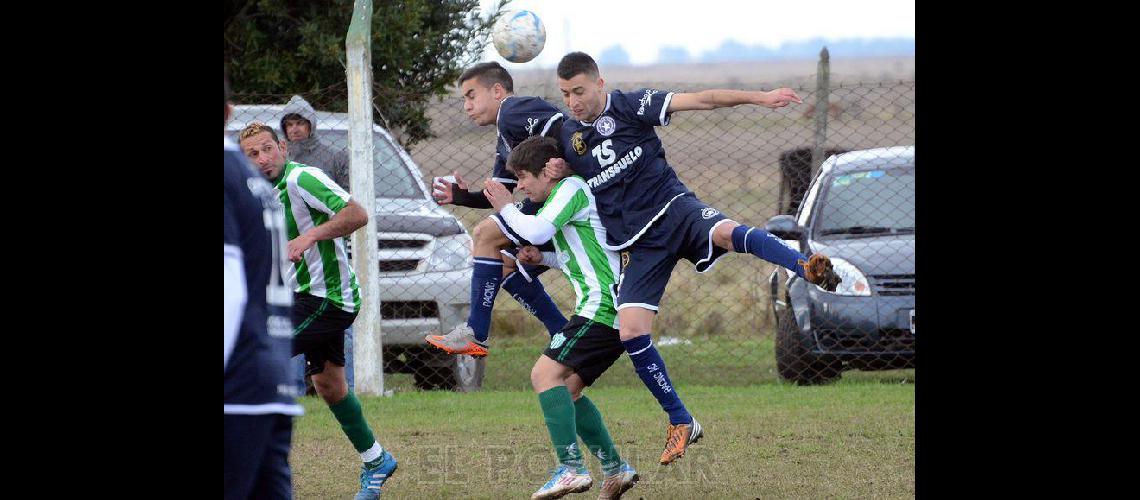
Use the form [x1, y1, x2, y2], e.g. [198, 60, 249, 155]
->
[764, 214, 803, 240]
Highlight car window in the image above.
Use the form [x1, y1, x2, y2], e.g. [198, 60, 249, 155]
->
[224, 126, 423, 199]
[797, 171, 824, 227]
[813, 167, 915, 237]
[318, 131, 422, 199]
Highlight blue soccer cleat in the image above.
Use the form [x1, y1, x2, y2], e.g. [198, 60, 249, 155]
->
[354, 450, 398, 500]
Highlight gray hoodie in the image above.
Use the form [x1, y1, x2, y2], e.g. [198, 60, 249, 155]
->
[279, 95, 351, 190]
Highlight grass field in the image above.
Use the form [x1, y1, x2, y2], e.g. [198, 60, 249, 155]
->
[291, 381, 915, 498]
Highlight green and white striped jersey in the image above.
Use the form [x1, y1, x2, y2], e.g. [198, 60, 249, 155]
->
[536, 176, 621, 328]
[273, 161, 361, 313]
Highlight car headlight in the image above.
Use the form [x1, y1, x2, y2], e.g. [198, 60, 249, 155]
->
[827, 257, 871, 296]
[425, 233, 473, 272]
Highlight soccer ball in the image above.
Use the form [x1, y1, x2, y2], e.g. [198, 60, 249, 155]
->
[492, 10, 546, 63]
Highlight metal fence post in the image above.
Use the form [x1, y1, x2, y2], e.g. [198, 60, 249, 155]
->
[811, 47, 831, 177]
[346, 0, 385, 395]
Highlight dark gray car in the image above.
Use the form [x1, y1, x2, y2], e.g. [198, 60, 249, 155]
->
[765, 146, 915, 385]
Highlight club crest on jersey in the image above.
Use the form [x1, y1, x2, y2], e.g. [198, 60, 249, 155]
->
[572, 131, 586, 155]
[550, 332, 567, 349]
[595, 116, 616, 137]
[701, 208, 721, 219]
[525, 117, 540, 135]
[620, 251, 630, 270]
[514, 201, 525, 210]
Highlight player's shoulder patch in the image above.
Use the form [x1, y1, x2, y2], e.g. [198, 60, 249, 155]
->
[524, 116, 541, 136]
[635, 88, 661, 117]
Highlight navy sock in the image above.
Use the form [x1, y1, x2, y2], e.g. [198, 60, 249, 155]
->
[622, 334, 692, 425]
[501, 272, 568, 336]
[731, 225, 810, 279]
[468, 258, 503, 343]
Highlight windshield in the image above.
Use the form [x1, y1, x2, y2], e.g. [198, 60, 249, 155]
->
[321, 131, 422, 199]
[814, 167, 915, 238]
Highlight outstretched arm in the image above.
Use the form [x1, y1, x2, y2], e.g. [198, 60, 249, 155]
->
[667, 88, 803, 112]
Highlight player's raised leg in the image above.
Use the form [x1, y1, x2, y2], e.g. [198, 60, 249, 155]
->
[712, 220, 840, 290]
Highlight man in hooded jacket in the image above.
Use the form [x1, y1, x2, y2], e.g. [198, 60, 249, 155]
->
[280, 95, 351, 191]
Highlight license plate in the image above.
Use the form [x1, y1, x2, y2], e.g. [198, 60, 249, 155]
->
[910, 309, 915, 334]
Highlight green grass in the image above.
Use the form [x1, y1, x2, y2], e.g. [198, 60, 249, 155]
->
[292, 382, 914, 498]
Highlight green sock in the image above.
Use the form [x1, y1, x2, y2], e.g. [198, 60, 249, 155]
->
[574, 396, 623, 475]
[538, 386, 584, 468]
[328, 393, 378, 454]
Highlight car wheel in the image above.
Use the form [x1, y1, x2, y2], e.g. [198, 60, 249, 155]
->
[775, 306, 841, 385]
[413, 349, 486, 392]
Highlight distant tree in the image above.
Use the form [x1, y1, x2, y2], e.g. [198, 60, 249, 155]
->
[692, 36, 915, 63]
[700, 39, 750, 63]
[656, 45, 690, 64]
[597, 44, 632, 66]
[224, 0, 510, 149]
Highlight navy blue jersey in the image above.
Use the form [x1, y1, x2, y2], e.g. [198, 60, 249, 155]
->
[558, 89, 694, 250]
[224, 138, 302, 415]
[492, 96, 565, 187]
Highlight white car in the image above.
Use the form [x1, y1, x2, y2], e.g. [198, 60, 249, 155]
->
[227, 103, 483, 391]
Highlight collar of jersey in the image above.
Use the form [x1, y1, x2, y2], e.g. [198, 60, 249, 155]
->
[274, 161, 300, 188]
[580, 94, 612, 126]
[495, 95, 516, 126]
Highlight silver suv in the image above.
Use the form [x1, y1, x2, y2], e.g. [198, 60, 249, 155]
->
[227, 102, 483, 391]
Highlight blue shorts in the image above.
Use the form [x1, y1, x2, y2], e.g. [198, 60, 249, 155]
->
[224, 413, 293, 500]
[615, 195, 734, 312]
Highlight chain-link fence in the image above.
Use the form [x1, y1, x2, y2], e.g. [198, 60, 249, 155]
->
[229, 71, 914, 392]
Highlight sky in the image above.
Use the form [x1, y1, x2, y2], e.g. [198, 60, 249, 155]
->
[478, 0, 915, 67]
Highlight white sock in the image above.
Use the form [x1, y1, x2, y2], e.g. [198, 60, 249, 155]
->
[361, 442, 384, 463]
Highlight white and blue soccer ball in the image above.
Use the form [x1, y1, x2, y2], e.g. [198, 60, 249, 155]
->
[492, 10, 546, 63]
